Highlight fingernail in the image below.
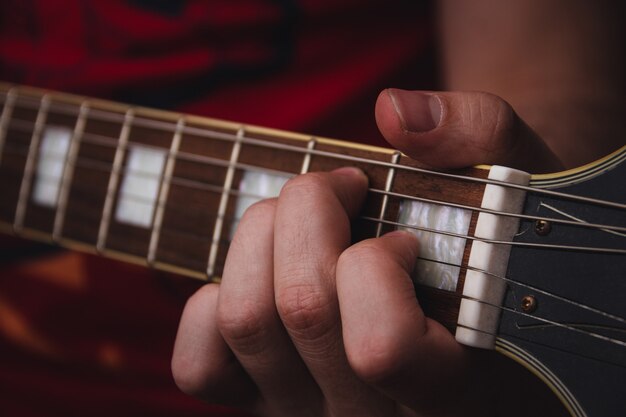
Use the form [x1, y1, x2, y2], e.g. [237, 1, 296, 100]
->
[388, 89, 442, 133]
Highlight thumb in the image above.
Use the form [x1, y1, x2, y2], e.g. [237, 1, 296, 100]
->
[375, 89, 564, 173]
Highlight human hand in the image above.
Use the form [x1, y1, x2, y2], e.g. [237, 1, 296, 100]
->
[171, 89, 571, 417]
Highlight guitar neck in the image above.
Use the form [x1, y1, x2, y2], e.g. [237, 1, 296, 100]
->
[0, 82, 513, 335]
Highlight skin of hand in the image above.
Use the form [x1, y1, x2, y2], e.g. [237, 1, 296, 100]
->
[173, 2, 625, 415]
[171, 89, 576, 417]
[438, 0, 625, 168]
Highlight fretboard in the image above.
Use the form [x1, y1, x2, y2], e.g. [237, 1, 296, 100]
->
[0, 83, 493, 330]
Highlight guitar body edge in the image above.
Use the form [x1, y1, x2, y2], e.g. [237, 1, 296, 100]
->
[495, 338, 585, 417]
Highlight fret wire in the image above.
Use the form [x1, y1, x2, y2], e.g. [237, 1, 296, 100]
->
[0, 87, 18, 166]
[40, 171, 626, 257]
[207, 126, 244, 278]
[8, 103, 626, 210]
[76, 129, 294, 180]
[4, 90, 621, 352]
[53, 101, 89, 241]
[44, 169, 623, 256]
[300, 137, 317, 174]
[363, 216, 626, 255]
[18, 118, 621, 235]
[376, 151, 401, 237]
[148, 117, 185, 265]
[181, 123, 626, 211]
[18, 153, 623, 257]
[97, 109, 134, 253]
[5, 136, 626, 236]
[14, 94, 51, 232]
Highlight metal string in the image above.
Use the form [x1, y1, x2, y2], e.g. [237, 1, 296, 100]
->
[415, 255, 626, 325]
[3, 93, 626, 352]
[5, 94, 626, 211]
[3, 133, 626, 255]
[4, 141, 626, 337]
[5, 137, 626, 254]
[5, 117, 626, 238]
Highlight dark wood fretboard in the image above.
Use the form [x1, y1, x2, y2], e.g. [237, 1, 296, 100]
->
[0, 83, 490, 330]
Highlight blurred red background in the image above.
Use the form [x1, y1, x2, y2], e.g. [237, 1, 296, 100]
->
[0, 1, 435, 415]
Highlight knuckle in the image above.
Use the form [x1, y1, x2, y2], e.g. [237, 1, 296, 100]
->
[280, 172, 329, 202]
[346, 339, 403, 385]
[217, 300, 272, 355]
[338, 239, 402, 274]
[338, 240, 380, 268]
[171, 285, 220, 396]
[240, 198, 276, 224]
[276, 283, 337, 339]
[171, 358, 212, 397]
[232, 199, 276, 245]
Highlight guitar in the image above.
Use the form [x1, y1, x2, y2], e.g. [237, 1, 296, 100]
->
[1, 83, 624, 416]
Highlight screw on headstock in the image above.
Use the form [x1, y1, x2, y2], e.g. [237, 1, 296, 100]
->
[534, 220, 552, 236]
[521, 295, 538, 313]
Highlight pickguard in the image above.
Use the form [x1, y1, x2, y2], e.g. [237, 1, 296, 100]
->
[500, 153, 626, 417]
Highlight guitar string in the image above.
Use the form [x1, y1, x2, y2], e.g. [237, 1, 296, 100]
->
[409, 256, 626, 351]
[457, 294, 626, 350]
[3, 98, 624, 342]
[458, 323, 626, 371]
[4, 138, 626, 256]
[361, 216, 626, 254]
[4, 205, 623, 344]
[5, 95, 626, 211]
[414, 255, 626, 325]
[5, 136, 626, 333]
[5, 119, 626, 238]
[10, 163, 626, 355]
[367, 188, 626, 235]
[400, 258, 626, 352]
[3, 138, 626, 255]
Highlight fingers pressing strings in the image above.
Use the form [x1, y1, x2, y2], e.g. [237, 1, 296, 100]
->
[218, 198, 324, 417]
[272, 169, 398, 416]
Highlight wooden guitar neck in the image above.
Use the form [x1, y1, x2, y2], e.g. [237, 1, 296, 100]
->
[0, 83, 496, 333]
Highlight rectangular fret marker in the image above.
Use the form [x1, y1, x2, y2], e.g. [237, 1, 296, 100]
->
[398, 200, 472, 291]
[32, 126, 73, 207]
[115, 145, 166, 228]
[230, 170, 291, 240]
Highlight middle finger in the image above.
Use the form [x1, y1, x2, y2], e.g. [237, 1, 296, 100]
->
[273, 168, 394, 416]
